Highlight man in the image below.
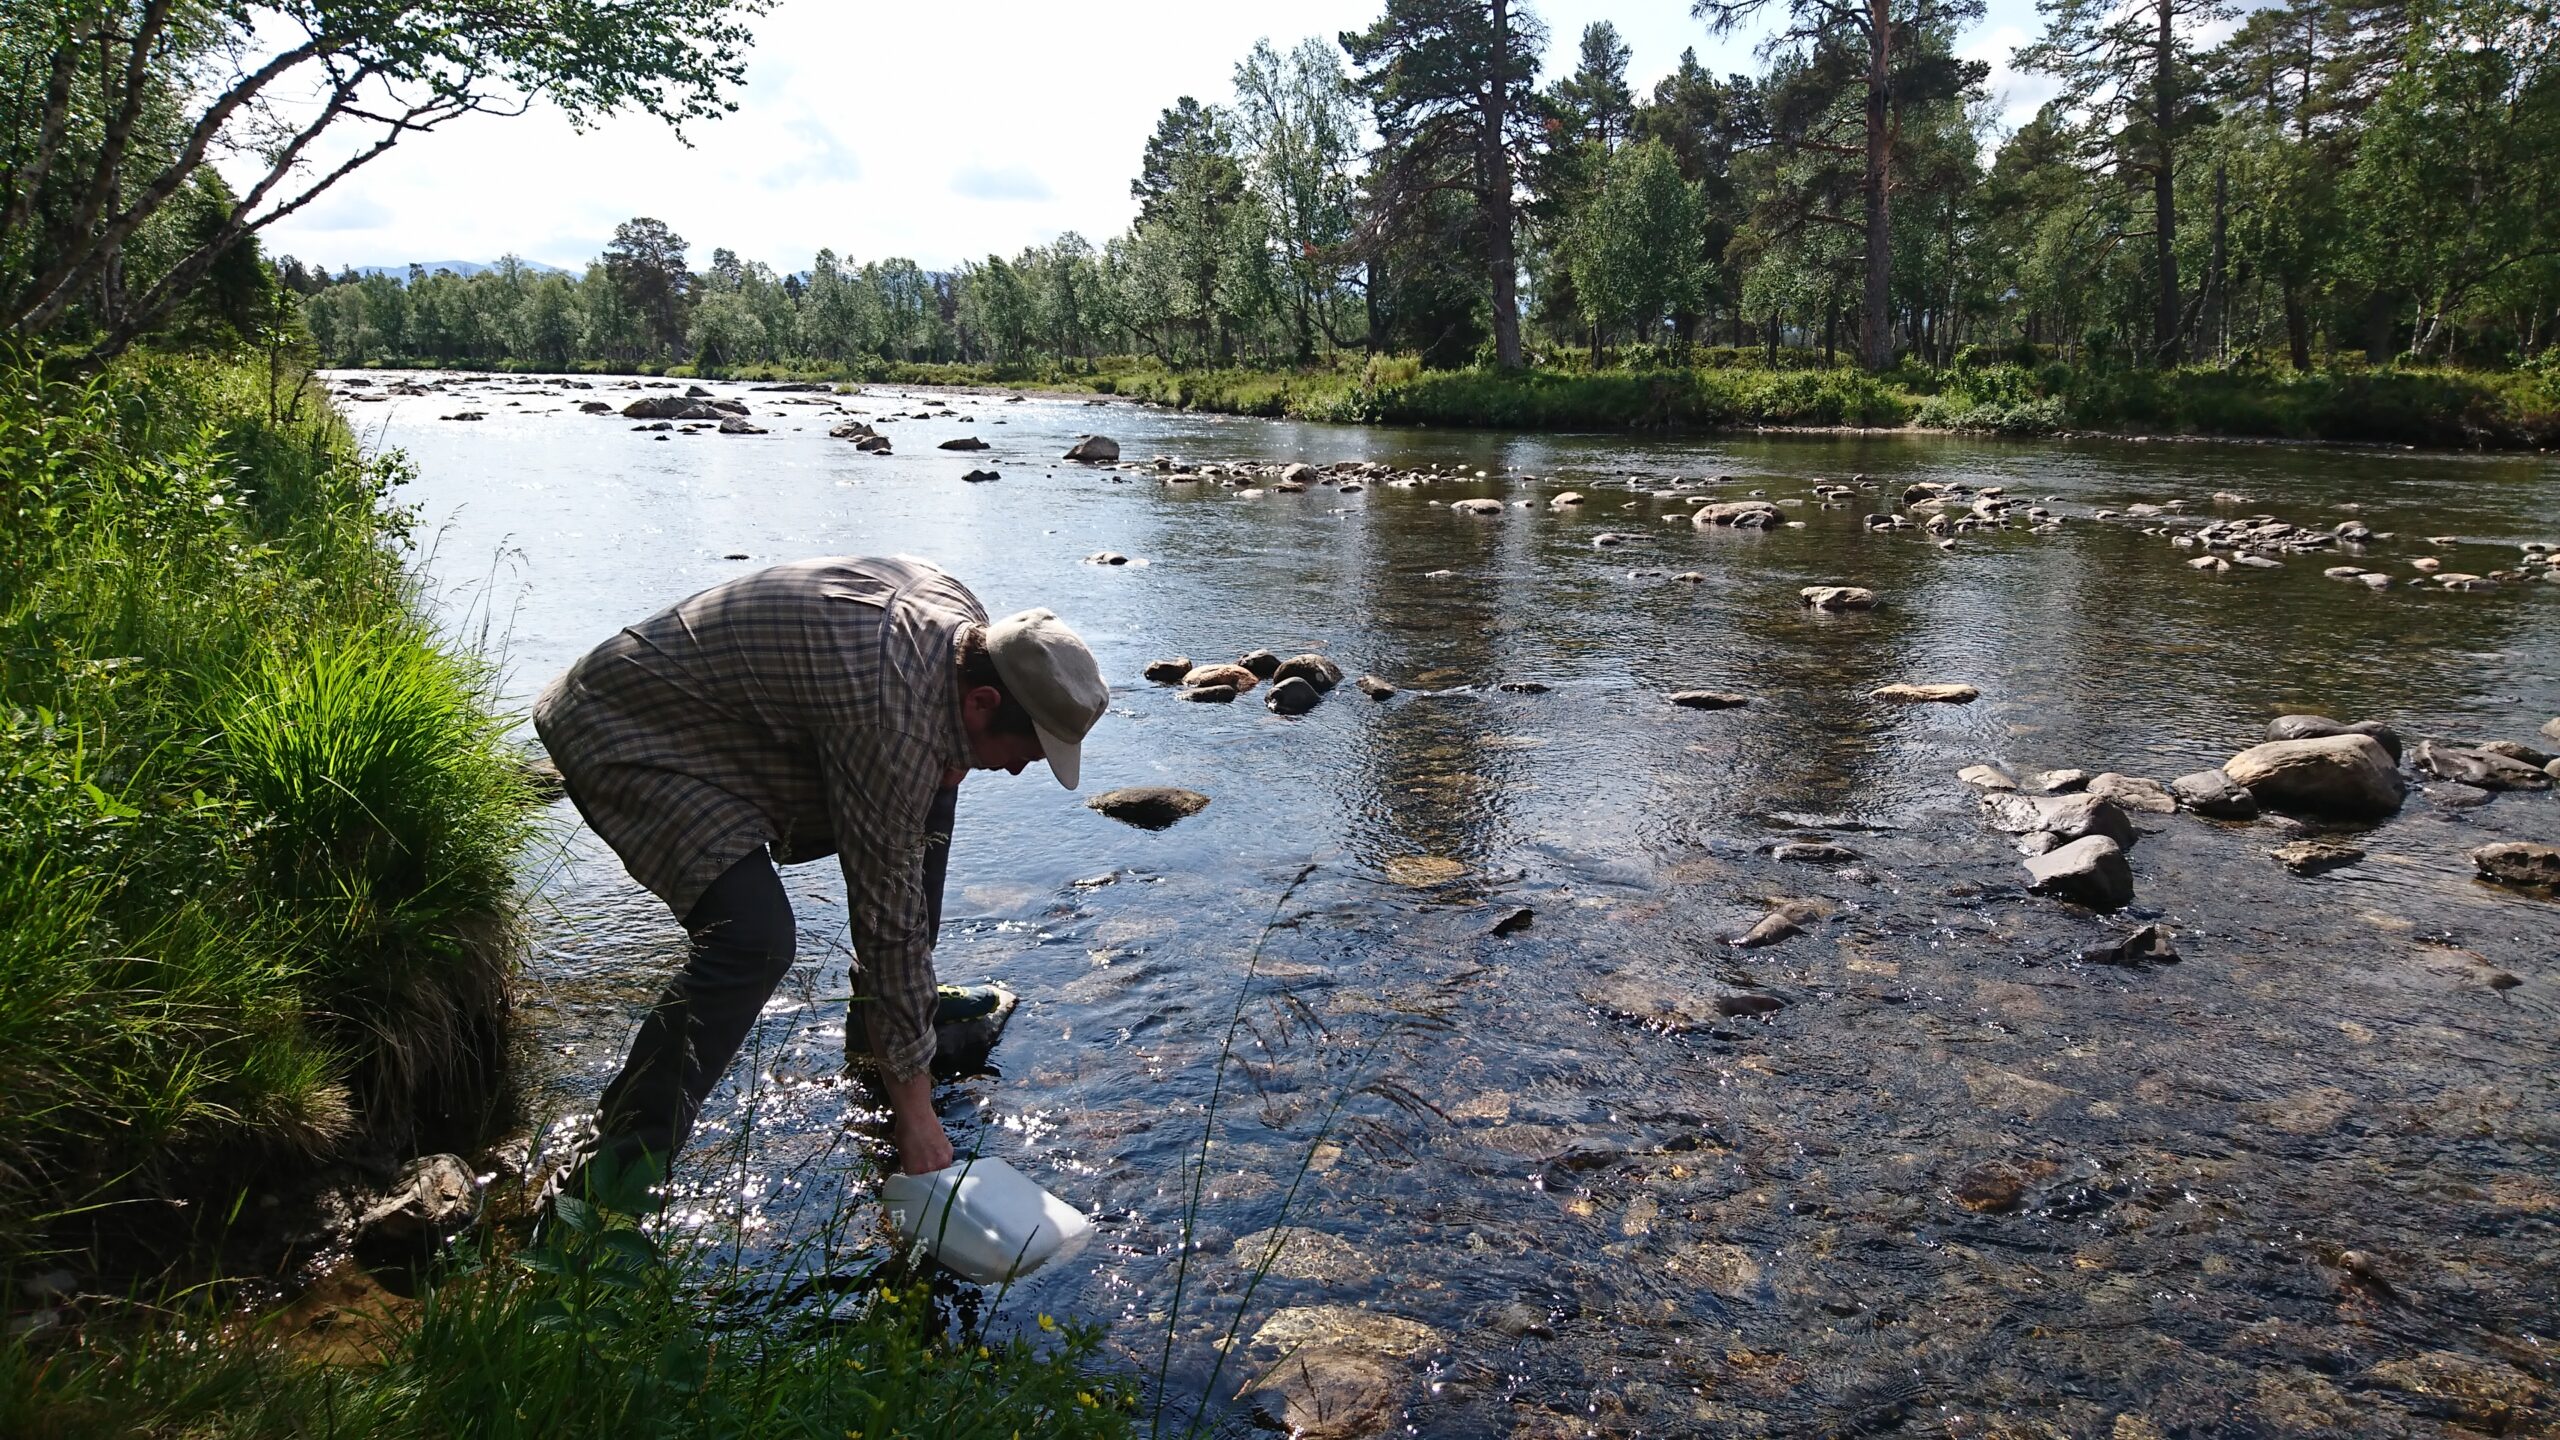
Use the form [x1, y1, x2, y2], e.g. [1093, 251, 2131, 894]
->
[532, 555, 1108, 1199]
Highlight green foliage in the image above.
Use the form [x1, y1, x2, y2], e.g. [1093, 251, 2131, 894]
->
[0, 348, 531, 1250]
[0, 1201, 1137, 1440]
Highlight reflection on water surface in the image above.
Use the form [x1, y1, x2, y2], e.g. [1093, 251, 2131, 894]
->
[356, 372, 2559, 1437]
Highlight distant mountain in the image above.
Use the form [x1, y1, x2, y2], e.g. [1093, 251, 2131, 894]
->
[351, 259, 572, 279]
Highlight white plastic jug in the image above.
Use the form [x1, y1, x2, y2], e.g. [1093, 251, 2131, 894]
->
[878, 1157, 1094, 1283]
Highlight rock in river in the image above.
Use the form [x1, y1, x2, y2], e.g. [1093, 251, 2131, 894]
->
[1669, 690, 1750, 710]
[1449, 497, 1506, 516]
[1274, 653, 1344, 691]
[1872, 683, 1980, 704]
[2272, 840, 2364, 875]
[1063, 434, 1119, 461]
[937, 436, 990, 450]
[2266, 713, 2403, 762]
[2170, 768, 2258, 818]
[1772, 840, 1862, 865]
[1182, 662, 1259, 692]
[2471, 842, 2560, 891]
[358, 1155, 477, 1246]
[1244, 1307, 1445, 1440]
[1959, 764, 2018, 791]
[2022, 836, 2134, 910]
[1087, 786, 1211, 829]
[1142, 656, 1192, 683]
[1183, 684, 1238, 704]
[1355, 674, 1397, 700]
[1694, 500, 1782, 528]
[1581, 971, 1786, 1027]
[2414, 740, 2552, 792]
[2087, 772, 2178, 815]
[1981, 791, 2137, 849]
[1799, 585, 1877, 611]
[1236, 649, 1283, 679]
[2224, 734, 2405, 817]
[1266, 676, 1321, 715]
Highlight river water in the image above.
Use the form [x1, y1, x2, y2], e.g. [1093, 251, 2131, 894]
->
[340, 371, 2559, 1437]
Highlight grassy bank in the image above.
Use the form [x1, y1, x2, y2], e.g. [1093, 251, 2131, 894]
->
[1, 349, 1138, 1435]
[370, 350, 2560, 449]
[0, 349, 532, 1260]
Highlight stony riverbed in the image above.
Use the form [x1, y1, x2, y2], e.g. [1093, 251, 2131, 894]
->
[344, 368, 2559, 1438]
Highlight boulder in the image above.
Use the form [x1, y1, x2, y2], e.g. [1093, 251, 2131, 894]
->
[2473, 739, 2555, 767]
[1959, 764, 2018, 791]
[2022, 836, 2133, 910]
[1982, 792, 2137, 849]
[1182, 663, 1259, 693]
[2170, 769, 2258, 819]
[1355, 675, 1397, 700]
[1238, 649, 1282, 680]
[937, 436, 990, 450]
[716, 417, 766, 434]
[829, 419, 877, 439]
[1449, 498, 1505, 516]
[1142, 657, 1193, 684]
[960, 468, 999, 482]
[1280, 462, 1316, 485]
[2266, 714, 2403, 762]
[854, 434, 892, 453]
[1063, 434, 1120, 462]
[2224, 735, 2405, 817]
[1273, 654, 1344, 692]
[1549, 491, 1585, 508]
[622, 395, 685, 419]
[579, 400, 615, 414]
[2272, 840, 2364, 876]
[1871, 683, 1980, 704]
[358, 1155, 477, 1246]
[2414, 740, 2552, 792]
[1183, 684, 1238, 703]
[1086, 787, 1210, 829]
[1266, 676, 1322, 715]
[1799, 586, 1877, 611]
[1086, 551, 1131, 566]
[1243, 1308, 1443, 1440]
[2078, 923, 2178, 966]
[2471, 842, 2560, 891]
[1694, 501, 1781, 528]
[2087, 773, 2177, 815]
[1669, 690, 1749, 710]
[2544, 717, 2560, 745]
[2034, 769, 2091, 793]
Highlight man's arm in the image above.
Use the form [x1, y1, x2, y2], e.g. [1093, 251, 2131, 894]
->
[822, 727, 952, 1173]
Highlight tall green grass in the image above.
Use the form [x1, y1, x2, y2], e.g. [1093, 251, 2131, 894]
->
[0, 349, 532, 1259]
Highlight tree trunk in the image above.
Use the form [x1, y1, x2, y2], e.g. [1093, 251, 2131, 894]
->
[2207, 161, 2228, 361]
[2283, 285, 2311, 371]
[1366, 255, 1385, 354]
[1484, 0, 1522, 369]
[1861, 0, 1894, 372]
[2151, 0, 2181, 366]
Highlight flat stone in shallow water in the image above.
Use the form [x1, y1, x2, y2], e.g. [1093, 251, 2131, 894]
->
[1669, 690, 1749, 709]
[2273, 840, 2365, 876]
[1872, 682, 1979, 703]
[2087, 772, 2177, 814]
[2471, 842, 2560, 891]
[2170, 768, 2257, 818]
[1085, 786, 1210, 829]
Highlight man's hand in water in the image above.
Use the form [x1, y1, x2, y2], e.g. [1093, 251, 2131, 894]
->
[884, 1070, 954, 1173]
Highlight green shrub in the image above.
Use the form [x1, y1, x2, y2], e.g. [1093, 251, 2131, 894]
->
[0, 349, 530, 1251]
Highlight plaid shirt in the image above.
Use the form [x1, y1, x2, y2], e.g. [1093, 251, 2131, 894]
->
[533, 556, 985, 1081]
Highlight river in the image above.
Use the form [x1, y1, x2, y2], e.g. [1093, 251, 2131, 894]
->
[338, 370, 2559, 1437]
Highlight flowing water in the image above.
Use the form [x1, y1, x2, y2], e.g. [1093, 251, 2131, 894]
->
[343, 371, 2559, 1437]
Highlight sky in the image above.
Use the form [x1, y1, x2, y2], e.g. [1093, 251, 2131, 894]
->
[242, 0, 2056, 278]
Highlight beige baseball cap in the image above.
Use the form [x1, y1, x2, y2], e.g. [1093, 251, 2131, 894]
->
[984, 608, 1108, 789]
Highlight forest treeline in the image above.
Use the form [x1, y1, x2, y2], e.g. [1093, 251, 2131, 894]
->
[284, 0, 2560, 379]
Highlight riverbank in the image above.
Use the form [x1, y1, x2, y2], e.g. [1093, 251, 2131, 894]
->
[0, 350, 1136, 1437]
[356, 352, 2560, 449]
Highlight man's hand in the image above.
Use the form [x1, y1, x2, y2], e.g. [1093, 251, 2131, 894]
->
[883, 1070, 954, 1174]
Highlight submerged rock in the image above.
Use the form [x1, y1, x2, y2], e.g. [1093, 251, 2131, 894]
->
[2225, 735, 2405, 817]
[1086, 786, 1211, 828]
[2079, 923, 2178, 966]
[1669, 690, 1749, 709]
[1872, 683, 1979, 704]
[1449, 497, 1506, 516]
[1772, 840, 1862, 865]
[1799, 585, 1877, 611]
[1959, 764, 2019, 791]
[2273, 840, 2365, 875]
[1355, 675, 1397, 700]
[2023, 836, 2133, 910]
[1581, 971, 1786, 1027]
[1244, 1307, 1444, 1440]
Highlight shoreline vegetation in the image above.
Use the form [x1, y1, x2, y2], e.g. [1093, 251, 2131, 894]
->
[342, 351, 2560, 451]
[0, 347, 1137, 1437]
